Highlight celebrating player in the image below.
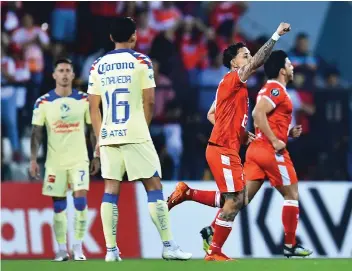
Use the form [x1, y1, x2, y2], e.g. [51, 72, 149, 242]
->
[87, 17, 192, 262]
[167, 23, 291, 261]
[29, 58, 100, 261]
[201, 50, 313, 258]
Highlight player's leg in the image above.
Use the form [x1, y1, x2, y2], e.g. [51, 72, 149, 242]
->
[100, 146, 125, 262]
[200, 152, 265, 253]
[42, 168, 69, 261]
[268, 151, 312, 257]
[204, 146, 246, 261]
[68, 165, 90, 261]
[124, 141, 191, 260]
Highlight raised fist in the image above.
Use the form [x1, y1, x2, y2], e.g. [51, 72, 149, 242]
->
[276, 22, 291, 36]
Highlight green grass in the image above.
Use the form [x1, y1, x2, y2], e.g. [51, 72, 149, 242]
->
[2, 259, 352, 271]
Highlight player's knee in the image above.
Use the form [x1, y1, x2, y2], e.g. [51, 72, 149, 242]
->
[53, 198, 67, 213]
[74, 196, 87, 211]
[147, 189, 164, 202]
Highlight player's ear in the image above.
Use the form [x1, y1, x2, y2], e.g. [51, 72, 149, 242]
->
[230, 58, 236, 69]
[52, 72, 56, 80]
[109, 34, 115, 43]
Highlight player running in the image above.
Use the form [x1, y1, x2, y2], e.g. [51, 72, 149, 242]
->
[167, 23, 291, 261]
[200, 51, 313, 258]
[29, 58, 100, 261]
[87, 17, 192, 262]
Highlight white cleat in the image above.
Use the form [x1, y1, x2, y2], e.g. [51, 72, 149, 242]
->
[52, 250, 69, 262]
[162, 247, 192, 261]
[72, 244, 87, 261]
[105, 247, 122, 262]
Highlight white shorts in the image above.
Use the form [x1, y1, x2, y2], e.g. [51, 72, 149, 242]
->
[100, 141, 162, 181]
[42, 164, 90, 197]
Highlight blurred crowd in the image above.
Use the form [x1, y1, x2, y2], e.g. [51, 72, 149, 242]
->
[1, 1, 351, 181]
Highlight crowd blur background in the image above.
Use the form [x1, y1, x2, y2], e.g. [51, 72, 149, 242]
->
[1, 1, 351, 182]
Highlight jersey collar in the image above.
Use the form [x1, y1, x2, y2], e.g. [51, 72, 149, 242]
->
[267, 80, 287, 91]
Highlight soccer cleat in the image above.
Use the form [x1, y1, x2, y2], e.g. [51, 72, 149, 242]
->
[105, 247, 122, 262]
[162, 247, 192, 261]
[72, 244, 86, 261]
[204, 251, 234, 261]
[284, 244, 313, 258]
[167, 182, 190, 210]
[200, 226, 214, 253]
[52, 250, 69, 262]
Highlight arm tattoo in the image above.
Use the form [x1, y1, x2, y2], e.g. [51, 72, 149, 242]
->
[239, 38, 277, 82]
[30, 125, 43, 161]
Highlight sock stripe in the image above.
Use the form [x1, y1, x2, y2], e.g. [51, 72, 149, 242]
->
[215, 218, 233, 228]
[215, 192, 221, 207]
[284, 200, 299, 207]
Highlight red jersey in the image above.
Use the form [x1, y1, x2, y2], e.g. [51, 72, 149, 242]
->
[255, 80, 293, 145]
[209, 70, 248, 152]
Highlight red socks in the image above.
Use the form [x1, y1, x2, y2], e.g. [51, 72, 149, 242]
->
[187, 189, 220, 208]
[211, 209, 222, 229]
[282, 200, 299, 246]
[209, 212, 233, 253]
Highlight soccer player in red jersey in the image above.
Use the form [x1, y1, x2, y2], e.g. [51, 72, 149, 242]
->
[167, 23, 291, 261]
[200, 50, 313, 258]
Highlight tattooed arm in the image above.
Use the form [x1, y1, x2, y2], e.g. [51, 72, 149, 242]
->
[29, 125, 44, 179]
[238, 22, 291, 82]
[87, 124, 97, 152]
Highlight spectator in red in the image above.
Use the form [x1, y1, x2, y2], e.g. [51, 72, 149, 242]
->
[209, 1, 248, 31]
[51, 1, 77, 44]
[149, 1, 182, 32]
[90, 2, 136, 51]
[178, 16, 208, 85]
[11, 13, 49, 111]
[135, 9, 157, 55]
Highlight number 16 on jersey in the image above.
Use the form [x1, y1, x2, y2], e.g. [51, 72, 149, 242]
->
[105, 88, 130, 124]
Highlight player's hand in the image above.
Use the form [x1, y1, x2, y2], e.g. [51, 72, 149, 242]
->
[276, 22, 291, 36]
[272, 139, 286, 153]
[289, 125, 302, 138]
[90, 157, 101, 175]
[246, 131, 256, 145]
[29, 160, 40, 180]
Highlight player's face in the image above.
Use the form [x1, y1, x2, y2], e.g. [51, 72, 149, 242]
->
[232, 47, 252, 68]
[53, 63, 75, 87]
[284, 57, 294, 81]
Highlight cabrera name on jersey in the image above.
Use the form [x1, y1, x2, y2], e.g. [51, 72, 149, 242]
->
[88, 49, 156, 145]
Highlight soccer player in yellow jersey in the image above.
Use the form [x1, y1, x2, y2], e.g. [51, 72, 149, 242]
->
[88, 17, 192, 261]
[29, 58, 100, 261]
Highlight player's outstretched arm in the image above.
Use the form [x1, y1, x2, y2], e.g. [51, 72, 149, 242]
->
[29, 125, 43, 179]
[252, 98, 285, 152]
[238, 22, 291, 82]
[207, 101, 216, 125]
[143, 87, 155, 126]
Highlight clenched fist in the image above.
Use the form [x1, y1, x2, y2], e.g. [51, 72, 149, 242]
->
[276, 22, 291, 36]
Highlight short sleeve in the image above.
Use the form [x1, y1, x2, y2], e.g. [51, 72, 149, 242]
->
[85, 102, 92, 124]
[262, 87, 285, 108]
[32, 99, 45, 126]
[87, 59, 101, 96]
[228, 70, 245, 92]
[141, 61, 156, 90]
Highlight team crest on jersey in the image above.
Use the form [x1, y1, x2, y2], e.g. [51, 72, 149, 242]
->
[271, 89, 280, 97]
[60, 103, 70, 120]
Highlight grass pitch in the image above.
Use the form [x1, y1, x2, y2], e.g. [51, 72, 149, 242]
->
[2, 259, 352, 271]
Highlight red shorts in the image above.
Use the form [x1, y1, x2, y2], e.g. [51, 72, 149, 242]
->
[244, 143, 298, 187]
[206, 144, 245, 193]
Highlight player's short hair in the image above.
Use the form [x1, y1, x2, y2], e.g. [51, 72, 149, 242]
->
[110, 17, 136, 43]
[54, 58, 74, 70]
[264, 50, 288, 79]
[222, 42, 246, 69]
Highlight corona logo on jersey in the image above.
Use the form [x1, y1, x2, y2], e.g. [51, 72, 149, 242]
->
[97, 62, 135, 75]
[52, 120, 80, 134]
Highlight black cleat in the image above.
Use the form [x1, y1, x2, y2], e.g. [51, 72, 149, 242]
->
[200, 226, 214, 253]
[284, 244, 313, 258]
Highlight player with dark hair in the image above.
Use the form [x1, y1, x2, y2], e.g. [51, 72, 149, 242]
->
[200, 50, 313, 258]
[29, 58, 100, 261]
[167, 23, 291, 261]
[88, 17, 191, 262]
